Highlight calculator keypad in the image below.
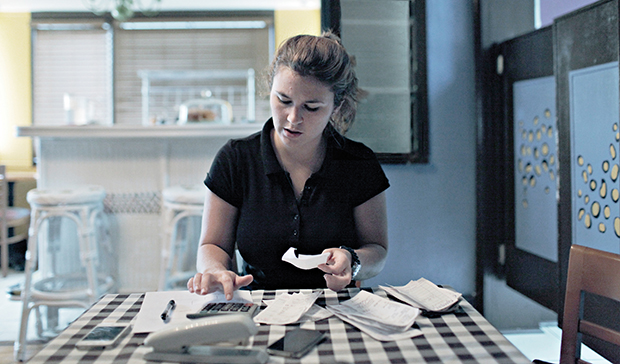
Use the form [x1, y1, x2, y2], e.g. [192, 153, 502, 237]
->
[186, 302, 257, 319]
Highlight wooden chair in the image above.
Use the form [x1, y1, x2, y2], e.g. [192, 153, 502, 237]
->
[559, 244, 620, 363]
[0, 165, 30, 277]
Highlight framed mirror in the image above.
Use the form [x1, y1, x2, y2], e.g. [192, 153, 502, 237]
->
[322, 0, 428, 163]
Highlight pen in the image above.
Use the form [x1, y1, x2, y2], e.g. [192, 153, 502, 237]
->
[161, 300, 176, 321]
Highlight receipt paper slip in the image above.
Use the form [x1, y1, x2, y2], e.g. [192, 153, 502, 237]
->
[282, 247, 330, 270]
[380, 277, 462, 312]
[330, 311, 423, 341]
[326, 290, 422, 341]
[254, 291, 321, 325]
[262, 300, 334, 323]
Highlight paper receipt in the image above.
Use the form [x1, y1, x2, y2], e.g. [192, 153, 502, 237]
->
[254, 291, 321, 325]
[281, 247, 330, 270]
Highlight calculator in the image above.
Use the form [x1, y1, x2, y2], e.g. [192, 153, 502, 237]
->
[186, 302, 258, 319]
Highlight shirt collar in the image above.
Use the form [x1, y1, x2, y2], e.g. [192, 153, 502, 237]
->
[261, 119, 284, 175]
[260, 119, 352, 178]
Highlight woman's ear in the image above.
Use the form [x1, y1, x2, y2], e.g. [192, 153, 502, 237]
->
[332, 101, 343, 117]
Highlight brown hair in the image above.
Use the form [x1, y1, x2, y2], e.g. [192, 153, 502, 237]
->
[267, 32, 363, 134]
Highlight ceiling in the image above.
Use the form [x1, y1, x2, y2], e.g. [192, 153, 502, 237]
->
[0, 0, 320, 12]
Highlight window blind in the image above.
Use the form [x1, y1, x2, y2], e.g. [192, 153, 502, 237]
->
[114, 16, 272, 125]
[31, 13, 274, 126]
[32, 21, 111, 125]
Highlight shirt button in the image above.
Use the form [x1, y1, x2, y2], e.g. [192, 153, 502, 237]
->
[293, 214, 299, 221]
[293, 230, 299, 236]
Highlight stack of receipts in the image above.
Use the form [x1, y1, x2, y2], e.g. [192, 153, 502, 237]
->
[380, 277, 462, 313]
[326, 290, 422, 341]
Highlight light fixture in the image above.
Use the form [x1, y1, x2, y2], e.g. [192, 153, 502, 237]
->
[82, 0, 163, 22]
[119, 20, 268, 30]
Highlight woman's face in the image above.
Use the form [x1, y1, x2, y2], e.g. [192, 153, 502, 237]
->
[270, 67, 337, 151]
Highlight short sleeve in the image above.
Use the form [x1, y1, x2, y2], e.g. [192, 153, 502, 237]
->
[322, 136, 389, 208]
[349, 156, 390, 207]
[204, 140, 243, 208]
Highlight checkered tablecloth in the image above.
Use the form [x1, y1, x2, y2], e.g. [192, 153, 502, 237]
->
[27, 288, 529, 364]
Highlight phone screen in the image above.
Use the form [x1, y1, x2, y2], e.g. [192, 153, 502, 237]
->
[82, 326, 127, 341]
[76, 324, 130, 350]
[267, 328, 326, 358]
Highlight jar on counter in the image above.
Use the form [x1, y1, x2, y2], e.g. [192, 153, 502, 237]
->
[178, 91, 233, 124]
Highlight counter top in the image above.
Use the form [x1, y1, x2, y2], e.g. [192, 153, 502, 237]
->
[6, 170, 37, 181]
[24, 122, 266, 291]
[16, 123, 263, 139]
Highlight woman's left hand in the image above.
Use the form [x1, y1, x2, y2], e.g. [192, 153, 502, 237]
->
[318, 248, 352, 291]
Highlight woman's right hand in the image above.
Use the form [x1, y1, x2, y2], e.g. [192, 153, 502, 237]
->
[187, 270, 253, 300]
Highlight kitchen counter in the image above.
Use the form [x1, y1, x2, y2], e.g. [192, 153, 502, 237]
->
[17, 123, 263, 292]
[16, 123, 262, 139]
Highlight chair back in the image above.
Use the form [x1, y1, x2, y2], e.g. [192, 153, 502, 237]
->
[560, 244, 620, 363]
[0, 165, 7, 247]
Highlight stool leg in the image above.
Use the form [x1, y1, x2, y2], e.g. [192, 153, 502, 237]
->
[183, 216, 200, 269]
[176, 218, 190, 271]
[1, 231, 8, 277]
[14, 303, 33, 362]
[35, 305, 44, 337]
[14, 209, 39, 362]
[91, 207, 111, 279]
[47, 216, 61, 276]
[46, 307, 60, 333]
[170, 218, 185, 285]
[159, 208, 175, 291]
[1, 205, 6, 277]
[78, 206, 98, 302]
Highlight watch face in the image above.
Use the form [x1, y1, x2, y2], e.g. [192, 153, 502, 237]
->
[352, 262, 361, 279]
[339, 246, 361, 279]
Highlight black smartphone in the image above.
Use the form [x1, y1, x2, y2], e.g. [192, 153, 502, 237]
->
[266, 328, 326, 359]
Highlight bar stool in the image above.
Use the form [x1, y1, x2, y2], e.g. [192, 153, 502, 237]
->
[14, 185, 116, 362]
[159, 185, 205, 290]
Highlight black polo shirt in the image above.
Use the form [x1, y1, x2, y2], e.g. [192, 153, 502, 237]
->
[205, 119, 389, 289]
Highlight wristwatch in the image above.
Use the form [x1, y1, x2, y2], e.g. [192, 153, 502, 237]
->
[339, 246, 361, 279]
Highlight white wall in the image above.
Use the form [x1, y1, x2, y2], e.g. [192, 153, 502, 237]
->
[366, 0, 477, 297]
[539, 0, 599, 27]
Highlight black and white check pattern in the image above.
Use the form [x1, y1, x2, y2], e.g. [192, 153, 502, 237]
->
[27, 289, 529, 364]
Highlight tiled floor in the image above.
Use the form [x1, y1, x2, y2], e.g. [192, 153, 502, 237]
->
[0, 269, 82, 363]
[502, 322, 611, 363]
[0, 268, 614, 363]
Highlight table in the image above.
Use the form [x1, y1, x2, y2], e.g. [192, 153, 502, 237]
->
[27, 288, 530, 364]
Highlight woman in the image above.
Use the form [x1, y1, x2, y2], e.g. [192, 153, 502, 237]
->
[188, 33, 389, 299]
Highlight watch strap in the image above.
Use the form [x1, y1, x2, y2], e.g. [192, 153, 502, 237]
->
[339, 245, 361, 279]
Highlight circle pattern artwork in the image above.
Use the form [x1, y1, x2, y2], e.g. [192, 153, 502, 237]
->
[576, 122, 620, 237]
[517, 109, 556, 211]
